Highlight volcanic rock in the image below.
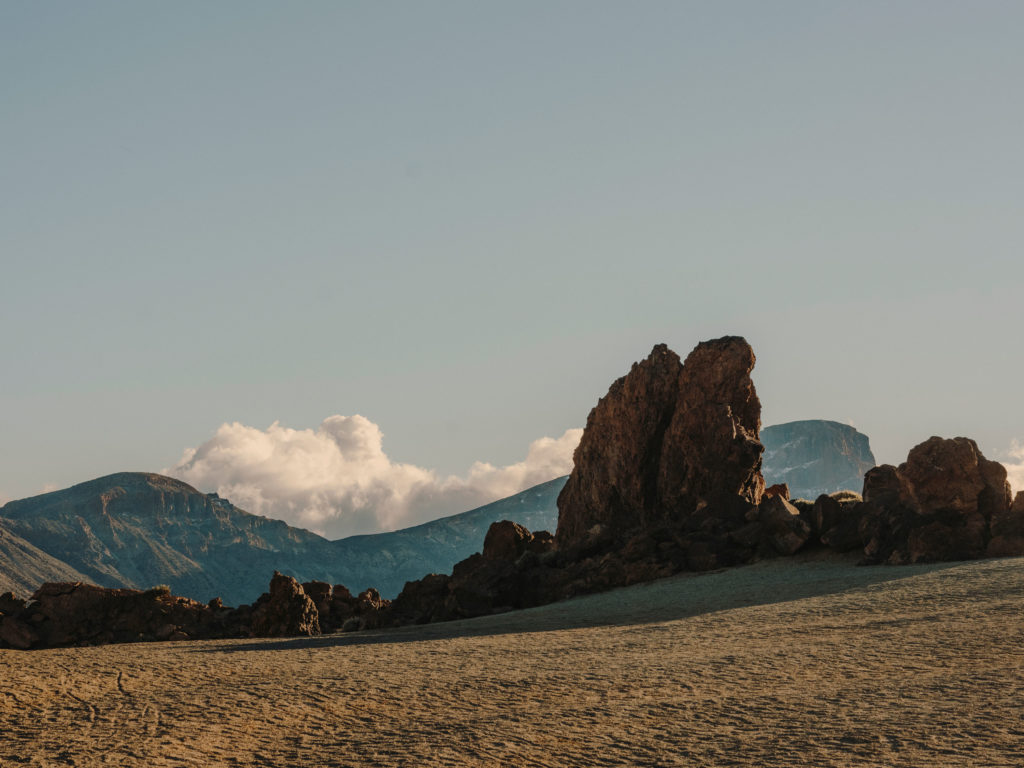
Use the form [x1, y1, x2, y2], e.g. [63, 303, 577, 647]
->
[250, 572, 320, 637]
[758, 496, 812, 556]
[986, 491, 1024, 557]
[860, 437, 1012, 564]
[814, 494, 866, 553]
[557, 338, 763, 557]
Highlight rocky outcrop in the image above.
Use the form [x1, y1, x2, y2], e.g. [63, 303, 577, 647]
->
[250, 572, 320, 637]
[0, 582, 240, 649]
[557, 338, 763, 561]
[859, 437, 1014, 564]
[987, 492, 1024, 557]
[382, 338, 775, 628]
[761, 420, 876, 499]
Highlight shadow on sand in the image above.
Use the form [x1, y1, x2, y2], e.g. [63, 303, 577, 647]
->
[194, 552, 976, 655]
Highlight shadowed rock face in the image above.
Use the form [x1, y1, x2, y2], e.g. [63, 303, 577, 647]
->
[761, 420, 876, 500]
[860, 436, 1014, 564]
[556, 337, 763, 550]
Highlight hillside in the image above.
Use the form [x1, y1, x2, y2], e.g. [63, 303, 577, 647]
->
[0, 473, 565, 603]
[331, 475, 564, 597]
[0, 520, 91, 596]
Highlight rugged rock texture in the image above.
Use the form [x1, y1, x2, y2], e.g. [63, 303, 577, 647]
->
[988, 492, 1024, 557]
[383, 338, 774, 628]
[813, 493, 865, 553]
[557, 338, 763, 555]
[859, 437, 1015, 564]
[757, 496, 812, 556]
[761, 420, 876, 499]
[0, 472, 565, 603]
[0, 570, 357, 650]
[250, 572, 320, 637]
[0, 582, 236, 649]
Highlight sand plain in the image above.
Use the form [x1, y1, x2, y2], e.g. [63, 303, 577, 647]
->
[1, 553, 1022, 767]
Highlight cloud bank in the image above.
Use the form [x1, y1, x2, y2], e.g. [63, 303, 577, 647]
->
[167, 415, 581, 539]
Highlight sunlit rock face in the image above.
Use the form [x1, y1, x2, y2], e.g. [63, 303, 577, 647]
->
[761, 420, 876, 500]
[556, 336, 764, 552]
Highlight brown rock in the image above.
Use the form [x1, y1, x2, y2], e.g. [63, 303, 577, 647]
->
[557, 337, 764, 554]
[986, 491, 1024, 557]
[758, 496, 811, 555]
[764, 483, 790, 501]
[250, 572, 320, 638]
[900, 437, 1010, 519]
[0, 591, 26, 616]
[814, 494, 868, 553]
[0, 616, 38, 649]
[482, 520, 535, 562]
[861, 437, 1011, 564]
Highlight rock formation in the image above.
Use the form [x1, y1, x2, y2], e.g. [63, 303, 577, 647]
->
[761, 420, 876, 499]
[859, 437, 1014, 564]
[249, 572, 320, 637]
[557, 337, 763, 560]
[0, 582, 235, 649]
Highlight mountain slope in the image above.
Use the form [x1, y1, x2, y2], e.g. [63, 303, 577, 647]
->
[761, 420, 876, 499]
[0, 473, 566, 603]
[0, 519, 92, 595]
[332, 475, 565, 597]
[0, 473, 346, 604]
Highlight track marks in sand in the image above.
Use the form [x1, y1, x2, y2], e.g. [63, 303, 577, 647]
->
[2, 556, 1024, 767]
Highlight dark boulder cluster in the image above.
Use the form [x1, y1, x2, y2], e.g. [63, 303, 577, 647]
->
[856, 436, 1021, 564]
[0, 582, 241, 650]
[0, 570, 393, 649]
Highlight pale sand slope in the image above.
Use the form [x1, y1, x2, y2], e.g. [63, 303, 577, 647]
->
[2, 554, 1023, 767]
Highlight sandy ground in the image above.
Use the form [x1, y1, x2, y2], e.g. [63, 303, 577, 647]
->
[2, 553, 1022, 767]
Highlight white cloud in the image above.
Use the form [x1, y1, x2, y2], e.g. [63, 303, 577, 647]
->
[166, 415, 581, 539]
[1003, 440, 1024, 498]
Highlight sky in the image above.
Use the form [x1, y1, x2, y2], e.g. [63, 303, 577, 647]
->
[2, 2, 1023, 535]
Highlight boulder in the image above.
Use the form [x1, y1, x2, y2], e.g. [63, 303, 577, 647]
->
[482, 520, 535, 561]
[813, 494, 866, 553]
[860, 437, 1011, 564]
[764, 484, 790, 501]
[986, 491, 1024, 557]
[0, 616, 38, 650]
[758, 496, 811, 556]
[557, 337, 764, 554]
[250, 572, 320, 637]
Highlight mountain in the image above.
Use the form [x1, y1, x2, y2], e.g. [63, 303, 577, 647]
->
[0, 519, 91, 595]
[0, 472, 565, 604]
[332, 475, 564, 598]
[761, 420, 876, 499]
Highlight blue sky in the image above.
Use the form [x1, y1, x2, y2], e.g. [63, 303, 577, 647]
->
[2, 2, 1023, 529]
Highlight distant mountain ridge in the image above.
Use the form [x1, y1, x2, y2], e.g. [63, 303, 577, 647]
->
[761, 420, 876, 499]
[0, 472, 564, 604]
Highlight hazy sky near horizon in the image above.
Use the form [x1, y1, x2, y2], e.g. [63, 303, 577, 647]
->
[3, 3, 1023, 532]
